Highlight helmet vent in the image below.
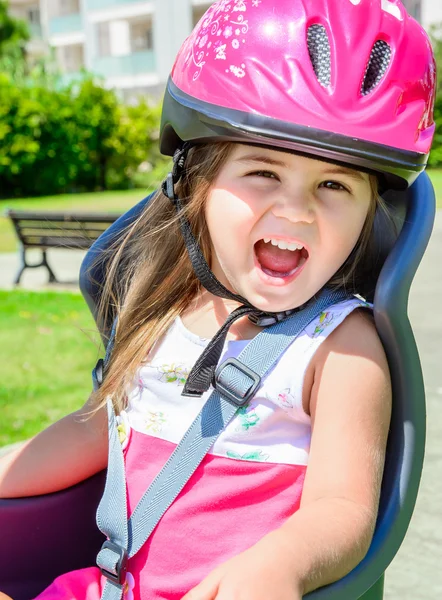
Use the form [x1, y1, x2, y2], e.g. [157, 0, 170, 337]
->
[307, 24, 331, 88]
[361, 40, 392, 95]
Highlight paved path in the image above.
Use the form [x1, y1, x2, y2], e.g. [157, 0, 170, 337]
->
[385, 211, 442, 599]
[0, 249, 87, 292]
[0, 213, 441, 598]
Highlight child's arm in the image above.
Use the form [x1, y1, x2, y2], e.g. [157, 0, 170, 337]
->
[283, 309, 392, 594]
[0, 398, 108, 498]
[183, 310, 391, 600]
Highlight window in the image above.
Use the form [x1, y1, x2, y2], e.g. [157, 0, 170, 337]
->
[28, 7, 41, 24]
[130, 20, 153, 52]
[58, 0, 80, 17]
[97, 22, 111, 57]
[27, 6, 42, 37]
[57, 44, 85, 72]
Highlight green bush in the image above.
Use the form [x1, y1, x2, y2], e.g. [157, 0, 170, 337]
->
[428, 96, 442, 167]
[105, 95, 170, 190]
[0, 73, 168, 197]
[429, 24, 442, 168]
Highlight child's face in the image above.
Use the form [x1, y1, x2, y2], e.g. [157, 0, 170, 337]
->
[204, 144, 372, 312]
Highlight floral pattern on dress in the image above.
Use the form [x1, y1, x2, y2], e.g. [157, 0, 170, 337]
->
[235, 404, 260, 431]
[145, 411, 167, 434]
[227, 449, 270, 462]
[156, 363, 189, 385]
[311, 311, 335, 338]
[116, 411, 131, 450]
[275, 388, 295, 412]
[135, 375, 144, 399]
[117, 420, 128, 445]
[123, 572, 135, 600]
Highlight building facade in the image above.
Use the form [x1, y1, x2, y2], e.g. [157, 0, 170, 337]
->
[402, 0, 442, 30]
[8, 0, 442, 100]
[9, 0, 212, 99]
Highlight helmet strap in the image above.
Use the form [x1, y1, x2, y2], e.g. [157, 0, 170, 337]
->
[162, 145, 298, 397]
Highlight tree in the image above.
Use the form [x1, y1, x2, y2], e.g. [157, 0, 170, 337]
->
[0, 0, 29, 54]
[0, 0, 30, 79]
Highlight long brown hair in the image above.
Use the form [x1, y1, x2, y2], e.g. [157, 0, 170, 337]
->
[92, 142, 390, 413]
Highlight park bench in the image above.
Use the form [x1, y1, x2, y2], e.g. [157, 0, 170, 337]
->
[7, 210, 120, 284]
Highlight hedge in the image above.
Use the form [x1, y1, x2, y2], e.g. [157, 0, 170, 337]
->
[0, 73, 169, 198]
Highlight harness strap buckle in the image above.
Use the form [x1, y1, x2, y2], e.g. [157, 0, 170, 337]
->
[213, 358, 261, 407]
[97, 540, 128, 586]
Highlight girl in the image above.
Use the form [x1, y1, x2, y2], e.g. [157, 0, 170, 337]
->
[0, 1, 436, 599]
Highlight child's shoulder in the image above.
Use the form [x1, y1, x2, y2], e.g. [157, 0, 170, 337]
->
[308, 303, 390, 418]
[312, 300, 385, 370]
[299, 296, 371, 341]
[319, 304, 380, 356]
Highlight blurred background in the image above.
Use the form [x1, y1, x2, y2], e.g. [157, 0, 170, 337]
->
[0, 1, 441, 598]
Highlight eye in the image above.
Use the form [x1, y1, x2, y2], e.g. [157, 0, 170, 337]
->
[247, 170, 279, 180]
[319, 180, 350, 192]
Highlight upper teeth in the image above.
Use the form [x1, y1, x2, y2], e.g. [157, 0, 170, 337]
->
[263, 238, 304, 251]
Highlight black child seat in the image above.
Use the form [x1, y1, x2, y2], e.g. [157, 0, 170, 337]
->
[0, 173, 435, 600]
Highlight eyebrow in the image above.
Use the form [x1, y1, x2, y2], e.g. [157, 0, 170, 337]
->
[322, 167, 369, 184]
[235, 154, 290, 169]
[235, 154, 368, 183]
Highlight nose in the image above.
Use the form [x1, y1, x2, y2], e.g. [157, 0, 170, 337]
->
[271, 189, 315, 224]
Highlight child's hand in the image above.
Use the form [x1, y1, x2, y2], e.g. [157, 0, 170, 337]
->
[181, 532, 303, 600]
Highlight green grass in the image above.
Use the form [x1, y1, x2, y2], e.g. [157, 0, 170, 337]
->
[0, 188, 149, 253]
[0, 290, 101, 447]
[429, 169, 442, 207]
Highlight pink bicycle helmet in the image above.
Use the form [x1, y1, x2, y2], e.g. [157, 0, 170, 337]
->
[160, 0, 436, 189]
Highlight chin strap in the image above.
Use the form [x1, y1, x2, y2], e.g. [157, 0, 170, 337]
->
[162, 145, 298, 398]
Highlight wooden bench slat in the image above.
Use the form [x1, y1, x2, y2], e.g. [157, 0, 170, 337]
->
[14, 222, 115, 228]
[21, 237, 96, 249]
[21, 234, 98, 241]
[19, 227, 111, 237]
[7, 210, 120, 223]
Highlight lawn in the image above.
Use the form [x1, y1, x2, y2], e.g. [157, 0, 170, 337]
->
[0, 290, 101, 448]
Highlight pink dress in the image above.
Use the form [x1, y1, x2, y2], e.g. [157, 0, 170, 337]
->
[35, 298, 367, 599]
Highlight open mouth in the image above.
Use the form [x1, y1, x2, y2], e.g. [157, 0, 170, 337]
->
[254, 238, 309, 282]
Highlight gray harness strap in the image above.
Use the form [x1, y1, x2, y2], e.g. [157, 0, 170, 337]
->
[95, 288, 348, 599]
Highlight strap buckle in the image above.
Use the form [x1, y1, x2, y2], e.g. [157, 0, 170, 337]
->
[162, 172, 177, 203]
[92, 358, 104, 391]
[97, 540, 128, 586]
[248, 309, 297, 327]
[213, 358, 261, 407]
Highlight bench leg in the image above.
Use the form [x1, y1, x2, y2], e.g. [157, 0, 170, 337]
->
[41, 250, 58, 283]
[14, 248, 27, 285]
[14, 248, 58, 285]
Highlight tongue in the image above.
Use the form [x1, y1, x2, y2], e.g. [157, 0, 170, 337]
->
[255, 240, 301, 274]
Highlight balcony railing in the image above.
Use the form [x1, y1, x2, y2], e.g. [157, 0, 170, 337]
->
[49, 13, 83, 36]
[86, 0, 147, 10]
[92, 50, 155, 78]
